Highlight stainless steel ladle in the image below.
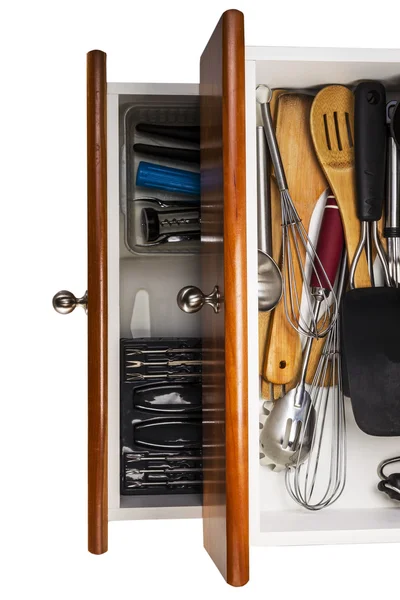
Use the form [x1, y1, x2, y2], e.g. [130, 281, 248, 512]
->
[256, 126, 283, 311]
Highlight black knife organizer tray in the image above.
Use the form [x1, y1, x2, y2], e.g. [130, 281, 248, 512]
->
[120, 337, 203, 496]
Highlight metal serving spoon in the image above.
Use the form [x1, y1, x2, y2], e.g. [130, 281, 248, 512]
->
[256, 125, 283, 311]
[259, 335, 316, 468]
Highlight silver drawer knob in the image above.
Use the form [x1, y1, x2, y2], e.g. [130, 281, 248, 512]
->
[52, 290, 88, 315]
[177, 285, 221, 314]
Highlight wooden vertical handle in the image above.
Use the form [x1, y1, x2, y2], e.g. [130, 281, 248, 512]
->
[262, 181, 302, 385]
[263, 293, 303, 384]
[87, 49, 108, 555]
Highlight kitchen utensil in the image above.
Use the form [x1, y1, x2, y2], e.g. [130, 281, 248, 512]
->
[341, 85, 400, 435]
[130, 289, 151, 338]
[126, 480, 203, 489]
[262, 93, 330, 386]
[133, 143, 200, 163]
[341, 285, 400, 435]
[126, 452, 205, 463]
[127, 359, 202, 368]
[136, 162, 200, 197]
[285, 253, 347, 510]
[260, 197, 344, 468]
[385, 100, 400, 286]
[256, 126, 283, 312]
[349, 82, 390, 288]
[133, 383, 202, 413]
[128, 466, 203, 474]
[392, 101, 400, 150]
[311, 85, 370, 289]
[135, 404, 204, 414]
[141, 205, 200, 245]
[126, 347, 202, 355]
[377, 456, 400, 501]
[257, 85, 337, 340]
[134, 419, 202, 450]
[283, 311, 332, 393]
[140, 233, 197, 246]
[258, 89, 288, 400]
[136, 123, 200, 143]
[126, 372, 201, 381]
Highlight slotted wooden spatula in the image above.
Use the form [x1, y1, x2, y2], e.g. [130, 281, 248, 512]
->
[310, 85, 370, 288]
[263, 93, 329, 386]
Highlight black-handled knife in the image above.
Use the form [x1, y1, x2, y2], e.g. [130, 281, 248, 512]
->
[136, 123, 200, 143]
[133, 143, 200, 163]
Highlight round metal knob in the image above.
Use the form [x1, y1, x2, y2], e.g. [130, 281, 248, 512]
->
[52, 290, 88, 315]
[177, 285, 221, 314]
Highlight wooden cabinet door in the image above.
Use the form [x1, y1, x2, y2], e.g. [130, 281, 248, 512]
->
[200, 9, 249, 587]
[87, 50, 108, 555]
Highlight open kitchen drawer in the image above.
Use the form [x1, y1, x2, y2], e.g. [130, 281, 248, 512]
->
[246, 46, 400, 550]
[52, 9, 248, 586]
[52, 8, 400, 589]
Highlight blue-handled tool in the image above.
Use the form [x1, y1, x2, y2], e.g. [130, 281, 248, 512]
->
[136, 162, 200, 198]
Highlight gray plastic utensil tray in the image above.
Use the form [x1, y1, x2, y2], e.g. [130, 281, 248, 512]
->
[120, 94, 200, 255]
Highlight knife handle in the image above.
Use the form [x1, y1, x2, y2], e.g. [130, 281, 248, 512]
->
[136, 123, 200, 143]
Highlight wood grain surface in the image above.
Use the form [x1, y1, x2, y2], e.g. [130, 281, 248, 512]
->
[264, 94, 329, 385]
[200, 9, 249, 587]
[310, 85, 370, 288]
[258, 90, 288, 400]
[87, 50, 108, 555]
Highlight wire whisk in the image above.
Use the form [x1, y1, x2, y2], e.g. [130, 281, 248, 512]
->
[284, 255, 347, 510]
[256, 85, 338, 339]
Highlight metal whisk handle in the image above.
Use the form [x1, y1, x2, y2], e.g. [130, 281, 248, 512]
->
[385, 136, 399, 231]
[256, 85, 288, 192]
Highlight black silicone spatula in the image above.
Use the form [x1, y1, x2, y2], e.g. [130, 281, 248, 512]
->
[341, 287, 400, 435]
[342, 81, 400, 435]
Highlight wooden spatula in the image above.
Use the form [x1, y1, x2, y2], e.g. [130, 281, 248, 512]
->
[263, 93, 329, 386]
[310, 85, 370, 288]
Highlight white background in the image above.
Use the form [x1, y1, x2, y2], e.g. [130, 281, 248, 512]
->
[1, 0, 399, 598]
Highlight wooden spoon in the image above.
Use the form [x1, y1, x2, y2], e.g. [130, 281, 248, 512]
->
[310, 85, 370, 288]
[263, 93, 329, 386]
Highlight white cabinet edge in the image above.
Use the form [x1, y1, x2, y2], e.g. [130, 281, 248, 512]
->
[246, 45, 400, 62]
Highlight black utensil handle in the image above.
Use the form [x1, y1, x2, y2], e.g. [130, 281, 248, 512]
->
[378, 476, 400, 501]
[354, 81, 387, 221]
[136, 123, 200, 143]
[133, 143, 200, 164]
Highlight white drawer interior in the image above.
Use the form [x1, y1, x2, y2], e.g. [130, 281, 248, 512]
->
[107, 83, 203, 521]
[246, 49, 400, 546]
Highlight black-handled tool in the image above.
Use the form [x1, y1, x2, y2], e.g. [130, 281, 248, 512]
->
[133, 143, 200, 164]
[355, 81, 387, 221]
[349, 81, 390, 287]
[377, 456, 400, 501]
[141, 205, 200, 244]
[136, 123, 200, 143]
